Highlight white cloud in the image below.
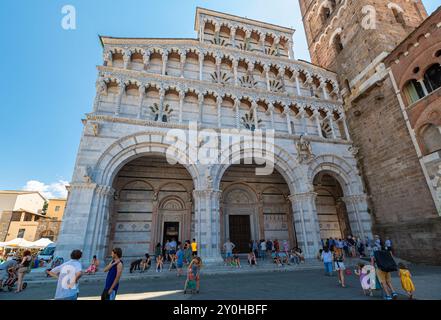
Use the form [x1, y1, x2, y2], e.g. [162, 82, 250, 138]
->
[23, 180, 69, 199]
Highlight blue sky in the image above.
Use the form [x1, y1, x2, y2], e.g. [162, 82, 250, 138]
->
[0, 0, 439, 198]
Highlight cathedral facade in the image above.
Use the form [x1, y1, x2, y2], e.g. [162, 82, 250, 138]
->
[56, 7, 373, 263]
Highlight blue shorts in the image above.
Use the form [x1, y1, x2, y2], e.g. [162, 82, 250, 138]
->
[226, 252, 233, 258]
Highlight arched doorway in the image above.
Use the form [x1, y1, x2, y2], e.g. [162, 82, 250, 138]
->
[220, 163, 296, 252]
[108, 154, 193, 259]
[313, 172, 352, 240]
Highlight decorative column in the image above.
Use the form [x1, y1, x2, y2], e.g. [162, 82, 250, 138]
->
[297, 106, 307, 135]
[200, 20, 206, 43]
[340, 114, 351, 140]
[123, 50, 131, 69]
[267, 103, 275, 129]
[284, 106, 292, 134]
[216, 96, 222, 128]
[142, 51, 151, 71]
[150, 191, 160, 253]
[260, 34, 266, 53]
[314, 110, 323, 138]
[341, 194, 373, 240]
[264, 65, 271, 91]
[244, 29, 252, 51]
[158, 88, 165, 121]
[230, 26, 237, 48]
[93, 78, 106, 113]
[247, 61, 255, 82]
[279, 66, 286, 92]
[418, 79, 429, 96]
[180, 52, 186, 78]
[252, 101, 259, 130]
[199, 52, 204, 81]
[198, 92, 204, 124]
[215, 56, 222, 83]
[193, 189, 223, 263]
[257, 194, 265, 240]
[327, 113, 336, 139]
[234, 98, 241, 129]
[320, 81, 329, 100]
[178, 90, 185, 123]
[232, 59, 238, 86]
[288, 192, 322, 258]
[137, 85, 145, 119]
[288, 38, 295, 59]
[273, 36, 280, 56]
[114, 82, 124, 116]
[161, 51, 168, 76]
[293, 70, 302, 96]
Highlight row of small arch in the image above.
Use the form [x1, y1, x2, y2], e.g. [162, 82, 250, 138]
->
[98, 76, 344, 119]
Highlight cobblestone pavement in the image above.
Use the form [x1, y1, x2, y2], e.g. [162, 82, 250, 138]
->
[1, 263, 441, 300]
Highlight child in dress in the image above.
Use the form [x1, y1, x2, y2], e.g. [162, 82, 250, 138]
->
[354, 263, 374, 297]
[398, 263, 415, 299]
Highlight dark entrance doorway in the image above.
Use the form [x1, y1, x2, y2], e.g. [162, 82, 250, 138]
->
[163, 222, 179, 244]
[229, 215, 251, 253]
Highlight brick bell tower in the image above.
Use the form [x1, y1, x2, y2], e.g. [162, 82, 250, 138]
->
[299, 0, 441, 264]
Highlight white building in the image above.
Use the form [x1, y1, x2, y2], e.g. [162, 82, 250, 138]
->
[56, 8, 372, 263]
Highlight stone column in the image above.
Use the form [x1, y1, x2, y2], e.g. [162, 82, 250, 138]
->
[114, 82, 124, 116]
[143, 51, 150, 71]
[293, 71, 302, 96]
[234, 98, 241, 129]
[314, 110, 323, 138]
[244, 29, 252, 50]
[288, 38, 295, 59]
[198, 93, 204, 124]
[230, 26, 237, 48]
[273, 36, 280, 56]
[264, 65, 270, 91]
[215, 56, 222, 83]
[137, 85, 145, 119]
[158, 88, 165, 121]
[257, 194, 265, 240]
[284, 106, 292, 134]
[162, 52, 168, 76]
[193, 189, 223, 263]
[260, 35, 266, 53]
[297, 108, 307, 135]
[82, 185, 115, 263]
[216, 96, 222, 128]
[123, 50, 131, 69]
[288, 192, 322, 258]
[54, 183, 99, 264]
[341, 194, 373, 240]
[232, 59, 238, 86]
[247, 61, 255, 83]
[93, 79, 106, 113]
[328, 114, 336, 139]
[267, 103, 275, 129]
[150, 192, 160, 253]
[340, 115, 351, 140]
[180, 53, 186, 78]
[178, 90, 185, 123]
[199, 52, 204, 81]
[321, 82, 329, 100]
[252, 101, 259, 130]
[418, 79, 429, 96]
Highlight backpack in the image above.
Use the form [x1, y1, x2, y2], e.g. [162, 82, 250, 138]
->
[374, 250, 397, 272]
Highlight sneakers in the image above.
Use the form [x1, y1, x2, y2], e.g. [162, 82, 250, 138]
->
[392, 292, 398, 300]
[384, 295, 392, 300]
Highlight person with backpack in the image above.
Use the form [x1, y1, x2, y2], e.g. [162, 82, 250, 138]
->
[372, 248, 398, 300]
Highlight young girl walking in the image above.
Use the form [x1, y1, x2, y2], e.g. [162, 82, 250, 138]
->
[333, 248, 346, 288]
[398, 263, 415, 299]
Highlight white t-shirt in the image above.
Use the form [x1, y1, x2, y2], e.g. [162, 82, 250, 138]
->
[51, 259, 82, 300]
[321, 251, 333, 263]
[260, 242, 267, 251]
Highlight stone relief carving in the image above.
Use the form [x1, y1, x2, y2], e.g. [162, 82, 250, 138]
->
[296, 135, 315, 164]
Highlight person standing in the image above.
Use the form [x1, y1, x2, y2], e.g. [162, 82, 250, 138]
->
[85, 255, 99, 274]
[321, 247, 333, 276]
[176, 246, 185, 277]
[102, 248, 123, 300]
[15, 250, 32, 293]
[191, 239, 198, 257]
[333, 248, 346, 287]
[259, 240, 267, 260]
[385, 238, 393, 253]
[398, 263, 415, 299]
[46, 250, 83, 300]
[223, 239, 235, 265]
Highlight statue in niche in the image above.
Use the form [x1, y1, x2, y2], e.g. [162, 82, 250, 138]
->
[80, 166, 94, 183]
[296, 135, 315, 164]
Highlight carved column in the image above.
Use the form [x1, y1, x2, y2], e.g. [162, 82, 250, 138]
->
[180, 52, 186, 78]
[178, 90, 185, 123]
[199, 52, 204, 81]
[258, 194, 265, 240]
[247, 61, 255, 82]
[215, 56, 222, 83]
[137, 85, 145, 119]
[260, 34, 266, 53]
[123, 50, 131, 69]
[321, 82, 329, 100]
[293, 71, 302, 96]
[340, 115, 351, 140]
[143, 51, 150, 71]
[288, 192, 322, 258]
[234, 98, 241, 129]
[158, 88, 165, 121]
[93, 79, 106, 113]
[150, 191, 160, 253]
[230, 26, 237, 48]
[198, 92, 204, 124]
[252, 101, 259, 130]
[288, 38, 295, 59]
[114, 82, 124, 116]
[162, 52, 168, 76]
[244, 29, 252, 50]
[216, 96, 222, 128]
[328, 113, 336, 139]
[267, 103, 275, 129]
[264, 65, 270, 91]
[284, 106, 292, 134]
[232, 59, 238, 86]
[314, 110, 323, 138]
[297, 107, 307, 135]
[273, 36, 280, 55]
